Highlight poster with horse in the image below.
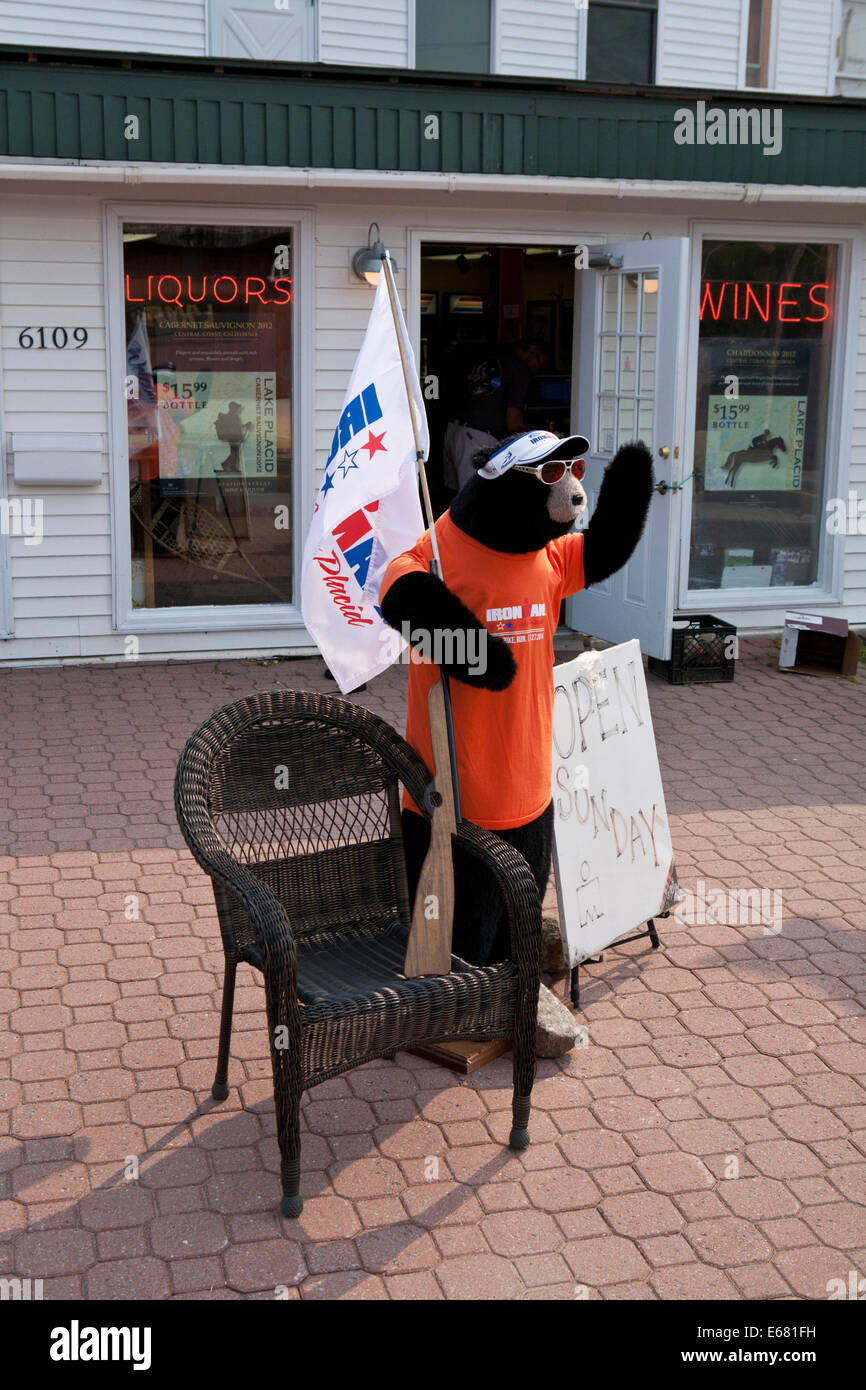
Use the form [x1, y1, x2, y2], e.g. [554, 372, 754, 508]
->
[700, 339, 811, 492]
[705, 392, 806, 491]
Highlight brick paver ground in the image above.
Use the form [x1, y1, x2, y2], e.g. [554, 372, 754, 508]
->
[0, 638, 864, 1300]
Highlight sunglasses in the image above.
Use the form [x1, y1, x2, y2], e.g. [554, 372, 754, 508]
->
[512, 458, 586, 484]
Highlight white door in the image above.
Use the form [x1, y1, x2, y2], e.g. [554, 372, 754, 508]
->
[567, 239, 690, 661]
[209, 0, 315, 61]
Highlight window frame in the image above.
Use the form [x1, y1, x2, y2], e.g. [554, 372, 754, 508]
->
[413, 0, 494, 75]
[837, 0, 866, 80]
[584, 0, 659, 87]
[104, 201, 314, 636]
[736, 0, 778, 91]
[676, 219, 862, 614]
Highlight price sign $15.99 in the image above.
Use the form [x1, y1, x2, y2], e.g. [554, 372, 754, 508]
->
[18, 327, 89, 349]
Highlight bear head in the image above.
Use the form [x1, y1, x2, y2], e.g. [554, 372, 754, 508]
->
[449, 431, 589, 555]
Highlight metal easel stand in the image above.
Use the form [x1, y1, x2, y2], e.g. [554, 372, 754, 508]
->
[569, 911, 668, 1009]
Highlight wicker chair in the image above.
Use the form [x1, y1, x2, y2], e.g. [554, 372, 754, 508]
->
[174, 690, 540, 1217]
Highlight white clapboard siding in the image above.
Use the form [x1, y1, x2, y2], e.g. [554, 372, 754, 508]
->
[774, 0, 835, 95]
[312, 216, 409, 474]
[13, 573, 112, 596]
[8, 537, 111, 559]
[0, 0, 207, 54]
[318, 0, 410, 66]
[12, 557, 112, 580]
[0, 196, 113, 657]
[496, 0, 581, 79]
[14, 595, 113, 618]
[657, 0, 743, 88]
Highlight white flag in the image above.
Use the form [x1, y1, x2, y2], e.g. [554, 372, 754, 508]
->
[301, 266, 427, 693]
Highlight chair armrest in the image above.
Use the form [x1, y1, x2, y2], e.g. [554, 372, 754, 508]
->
[454, 821, 541, 983]
[174, 777, 298, 992]
[178, 834, 303, 1086]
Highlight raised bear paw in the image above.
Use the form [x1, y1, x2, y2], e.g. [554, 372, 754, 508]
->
[583, 440, 655, 588]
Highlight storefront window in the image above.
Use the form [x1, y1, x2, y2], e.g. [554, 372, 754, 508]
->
[124, 224, 292, 609]
[689, 240, 837, 592]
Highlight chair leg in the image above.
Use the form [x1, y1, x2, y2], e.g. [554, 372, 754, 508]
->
[265, 974, 304, 1218]
[276, 1089, 303, 1217]
[280, 1157, 302, 1219]
[509, 1093, 532, 1150]
[212, 958, 237, 1102]
[509, 986, 537, 1149]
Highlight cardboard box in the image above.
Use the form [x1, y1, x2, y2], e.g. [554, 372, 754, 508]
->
[779, 611, 861, 679]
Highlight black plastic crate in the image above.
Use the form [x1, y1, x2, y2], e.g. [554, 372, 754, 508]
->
[648, 615, 737, 685]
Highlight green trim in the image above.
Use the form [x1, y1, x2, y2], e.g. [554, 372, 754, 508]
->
[1, 46, 865, 186]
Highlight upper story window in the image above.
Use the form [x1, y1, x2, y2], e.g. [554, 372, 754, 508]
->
[744, 0, 773, 87]
[585, 0, 658, 85]
[839, 2, 866, 81]
[415, 0, 491, 73]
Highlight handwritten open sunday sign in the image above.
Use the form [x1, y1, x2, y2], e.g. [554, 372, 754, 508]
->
[551, 640, 679, 966]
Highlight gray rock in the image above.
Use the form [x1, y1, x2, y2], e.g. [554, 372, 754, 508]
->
[541, 912, 567, 974]
[535, 982, 580, 1059]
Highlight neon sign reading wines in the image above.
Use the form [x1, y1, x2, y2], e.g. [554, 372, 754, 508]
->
[699, 280, 831, 324]
[125, 274, 292, 307]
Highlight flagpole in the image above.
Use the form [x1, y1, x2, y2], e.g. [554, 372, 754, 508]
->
[380, 251, 461, 825]
[380, 253, 444, 576]
[380, 250, 465, 978]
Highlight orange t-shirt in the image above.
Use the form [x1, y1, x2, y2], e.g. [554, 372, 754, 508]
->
[380, 512, 585, 830]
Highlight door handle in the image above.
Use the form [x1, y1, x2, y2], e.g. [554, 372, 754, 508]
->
[653, 480, 669, 495]
[658, 445, 671, 459]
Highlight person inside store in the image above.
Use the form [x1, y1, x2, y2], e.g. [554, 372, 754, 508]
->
[442, 338, 548, 496]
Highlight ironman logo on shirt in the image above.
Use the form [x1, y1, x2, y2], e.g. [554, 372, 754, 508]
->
[485, 598, 547, 645]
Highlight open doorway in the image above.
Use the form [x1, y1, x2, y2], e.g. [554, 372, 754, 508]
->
[420, 242, 576, 515]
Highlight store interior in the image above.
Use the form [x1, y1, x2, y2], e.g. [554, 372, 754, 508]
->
[419, 242, 576, 513]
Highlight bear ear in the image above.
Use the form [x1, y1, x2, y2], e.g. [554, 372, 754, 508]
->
[471, 444, 496, 472]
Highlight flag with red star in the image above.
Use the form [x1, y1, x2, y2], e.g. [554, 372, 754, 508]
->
[301, 267, 428, 692]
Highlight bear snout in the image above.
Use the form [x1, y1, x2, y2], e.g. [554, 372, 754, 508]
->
[546, 475, 587, 525]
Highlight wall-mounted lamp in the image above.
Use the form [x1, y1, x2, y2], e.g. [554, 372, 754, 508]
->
[352, 223, 397, 286]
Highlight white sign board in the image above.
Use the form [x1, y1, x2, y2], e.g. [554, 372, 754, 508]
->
[551, 640, 679, 966]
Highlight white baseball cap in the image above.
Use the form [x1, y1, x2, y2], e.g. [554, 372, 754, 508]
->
[477, 430, 591, 480]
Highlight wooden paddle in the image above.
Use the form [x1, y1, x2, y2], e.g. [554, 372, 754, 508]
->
[378, 254, 459, 978]
[404, 678, 457, 977]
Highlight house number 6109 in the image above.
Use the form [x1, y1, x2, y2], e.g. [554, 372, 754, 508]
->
[18, 327, 89, 349]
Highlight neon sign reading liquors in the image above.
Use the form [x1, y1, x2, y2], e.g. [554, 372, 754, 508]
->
[699, 281, 831, 324]
[125, 275, 293, 307]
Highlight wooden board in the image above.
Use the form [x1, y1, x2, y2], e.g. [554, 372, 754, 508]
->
[404, 680, 457, 977]
[409, 1037, 511, 1075]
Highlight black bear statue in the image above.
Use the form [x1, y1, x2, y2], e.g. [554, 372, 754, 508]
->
[380, 430, 654, 966]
